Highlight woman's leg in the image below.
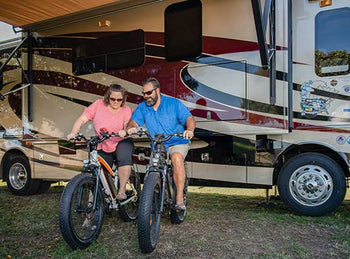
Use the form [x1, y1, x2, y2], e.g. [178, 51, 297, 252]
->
[117, 165, 131, 197]
[115, 138, 134, 199]
[97, 150, 114, 170]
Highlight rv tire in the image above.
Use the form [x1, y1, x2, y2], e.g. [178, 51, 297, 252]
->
[278, 152, 346, 216]
[5, 155, 40, 196]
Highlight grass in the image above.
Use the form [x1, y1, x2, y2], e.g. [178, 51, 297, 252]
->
[0, 182, 350, 258]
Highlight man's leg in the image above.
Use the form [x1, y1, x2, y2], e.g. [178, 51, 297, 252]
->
[169, 143, 190, 207]
[171, 152, 186, 206]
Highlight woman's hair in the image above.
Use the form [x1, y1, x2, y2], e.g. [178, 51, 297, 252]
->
[142, 77, 160, 89]
[103, 84, 127, 106]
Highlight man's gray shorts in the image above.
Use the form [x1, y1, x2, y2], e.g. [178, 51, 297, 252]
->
[168, 143, 190, 159]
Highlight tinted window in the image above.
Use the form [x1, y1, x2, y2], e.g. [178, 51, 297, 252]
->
[315, 8, 350, 76]
[72, 29, 145, 75]
[165, 0, 202, 61]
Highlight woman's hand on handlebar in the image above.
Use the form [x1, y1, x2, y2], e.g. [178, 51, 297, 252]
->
[118, 130, 127, 138]
[67, 132, 86, 141]
[183, 130, 194, 139]
[67, 133, 77, 140]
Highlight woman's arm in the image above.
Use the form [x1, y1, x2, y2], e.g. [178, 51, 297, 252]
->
[67, 113, 89, 139]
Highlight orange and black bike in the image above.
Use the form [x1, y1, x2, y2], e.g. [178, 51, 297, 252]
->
[58, 130, 141, 249]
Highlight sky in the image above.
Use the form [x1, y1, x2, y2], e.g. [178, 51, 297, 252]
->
[0, 21, 18, 42]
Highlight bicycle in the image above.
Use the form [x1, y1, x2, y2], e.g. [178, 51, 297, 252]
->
[58, 130, 141, 249]
[136, 129, 189, 253]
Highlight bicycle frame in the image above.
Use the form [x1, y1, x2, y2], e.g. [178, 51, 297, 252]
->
[142, 132, 180, 214]
[75, 133, 137, 213]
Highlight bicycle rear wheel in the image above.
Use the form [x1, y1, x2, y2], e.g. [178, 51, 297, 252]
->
[59, 173, 105, 249]
[138, 172, 162, 253]
[119, 169, 141, 221]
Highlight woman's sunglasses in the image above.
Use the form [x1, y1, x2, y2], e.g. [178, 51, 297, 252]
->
[109, 97, 123, 102]
[142, 88, 157, 96]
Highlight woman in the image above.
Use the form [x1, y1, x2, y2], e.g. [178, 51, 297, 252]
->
[67, 84, 133, 200]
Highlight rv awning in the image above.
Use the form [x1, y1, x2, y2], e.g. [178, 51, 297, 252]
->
[0, 0, 128, 29]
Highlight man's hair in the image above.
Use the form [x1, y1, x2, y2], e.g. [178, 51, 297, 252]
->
[142, 77, 160, 89]
[103, 84, 127, 106]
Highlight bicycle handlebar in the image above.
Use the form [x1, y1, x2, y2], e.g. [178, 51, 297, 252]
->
[134, 128, 183, 143]
[70, 132, 120, 145]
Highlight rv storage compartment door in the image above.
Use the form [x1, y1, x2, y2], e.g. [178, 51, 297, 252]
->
[33, 140, 79, 181]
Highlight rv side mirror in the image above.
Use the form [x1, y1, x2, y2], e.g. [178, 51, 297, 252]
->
[164, 0, 202, 61]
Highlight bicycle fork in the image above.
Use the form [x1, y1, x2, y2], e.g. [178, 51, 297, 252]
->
[75, 173, 100, 213]
[159, 166, 170, 213]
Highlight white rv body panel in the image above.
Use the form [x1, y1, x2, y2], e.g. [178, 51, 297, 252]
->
[0, 0, 349, 215]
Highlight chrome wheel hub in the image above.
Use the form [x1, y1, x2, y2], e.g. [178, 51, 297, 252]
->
[9, 163, 28, 190]
[289, 165, 333, 206]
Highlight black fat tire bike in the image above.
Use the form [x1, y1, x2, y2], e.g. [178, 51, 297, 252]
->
[59, 132, 141, 249]
[137, 130, 189, 253]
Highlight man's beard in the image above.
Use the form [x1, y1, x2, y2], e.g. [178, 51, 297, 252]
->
[146, 93, 158, 106]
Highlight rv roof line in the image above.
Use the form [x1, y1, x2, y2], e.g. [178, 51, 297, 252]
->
[0, 37, 22, 46]
[25, 0, 163, 33]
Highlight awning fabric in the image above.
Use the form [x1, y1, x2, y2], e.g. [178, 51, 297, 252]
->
[0, 0, 124, 28]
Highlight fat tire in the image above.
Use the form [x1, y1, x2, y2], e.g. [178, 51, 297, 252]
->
[277, 152, 346, 216]
[5, 155, 40, 196]
[119, 169, 141, 221]
[59, 173, 105, 249]
[138, 172, 162, 253]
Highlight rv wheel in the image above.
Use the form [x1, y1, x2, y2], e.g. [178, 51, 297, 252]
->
[277, 152, 346, 216]
[5, 155, 40, 196]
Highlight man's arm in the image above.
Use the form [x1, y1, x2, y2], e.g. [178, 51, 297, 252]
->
[126, 119, 139, 135]
[183, 116, 196, 139]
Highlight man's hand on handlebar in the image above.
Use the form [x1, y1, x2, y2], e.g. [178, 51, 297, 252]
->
[118, 130, 127, 138]
[183, 130, 194, 140]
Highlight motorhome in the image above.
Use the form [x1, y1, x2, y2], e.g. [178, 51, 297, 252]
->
[0, 0, 349, 216]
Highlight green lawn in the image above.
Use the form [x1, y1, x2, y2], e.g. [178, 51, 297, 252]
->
[0, 182, 349, 258]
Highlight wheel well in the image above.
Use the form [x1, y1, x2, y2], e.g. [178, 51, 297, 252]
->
[1, 149, 28, 181]
[273, 144, 349, 185]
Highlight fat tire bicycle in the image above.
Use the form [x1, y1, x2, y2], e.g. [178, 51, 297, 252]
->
[59, 131, 141, 249]
[136, 129, 189, 253]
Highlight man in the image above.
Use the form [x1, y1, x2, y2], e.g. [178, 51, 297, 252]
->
[127, 77, 195, 217]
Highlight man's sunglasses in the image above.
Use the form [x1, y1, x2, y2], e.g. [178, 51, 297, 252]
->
[109, 97, 123, 102]
[142, 88, 157, 96]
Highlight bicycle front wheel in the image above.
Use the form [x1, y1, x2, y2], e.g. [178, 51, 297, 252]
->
[59, 173, 105, 249]
[138, 172, 162, 253]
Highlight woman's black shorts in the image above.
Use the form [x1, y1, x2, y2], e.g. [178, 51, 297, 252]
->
[97, 138, 134, 168]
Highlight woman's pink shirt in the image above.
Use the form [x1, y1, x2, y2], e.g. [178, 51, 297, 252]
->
[84, 99, 132, 153]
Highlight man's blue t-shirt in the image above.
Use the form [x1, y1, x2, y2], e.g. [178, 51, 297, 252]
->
[132, 95, 192, 149]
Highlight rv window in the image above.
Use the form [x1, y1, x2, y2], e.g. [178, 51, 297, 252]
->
[72, 29, 145, 75]
[164, 0, 202, 61]
[315, 8, 350, 77]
